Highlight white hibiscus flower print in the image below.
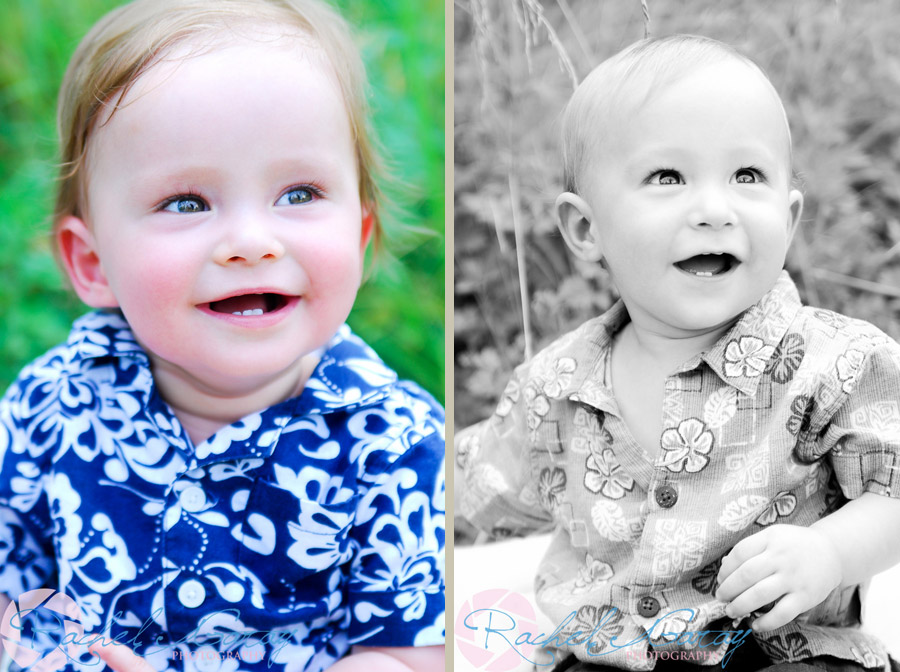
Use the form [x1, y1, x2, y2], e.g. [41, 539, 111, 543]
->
[836, 349, 865, 394]
[659, 418, 714, 473]
[584, 449, 634, 499]
[724, 336, 775, 378]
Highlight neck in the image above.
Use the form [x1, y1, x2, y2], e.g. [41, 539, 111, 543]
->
[148, 353, 321, 446]
[621, 316, 737, 374]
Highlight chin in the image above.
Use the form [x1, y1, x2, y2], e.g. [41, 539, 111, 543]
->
[673, 307, 746, 334]
[177, 349, 301, 388]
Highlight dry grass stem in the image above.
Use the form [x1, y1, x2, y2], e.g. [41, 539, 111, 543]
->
[811, 268, 900, 300]
[555, 0, 595, 68]
[510, 171, 533, 361]
[641, 0, 652, 38]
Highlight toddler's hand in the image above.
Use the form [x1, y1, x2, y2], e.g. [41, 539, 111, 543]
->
[715, 524, 841, 632]
[88, 640, 156, 672]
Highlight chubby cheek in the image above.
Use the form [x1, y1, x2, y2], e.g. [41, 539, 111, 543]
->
[602, 230, 659, 289]
[747, 220, 791, 272]
[103, 249, 197, 345]
[301, 237, 364, 316]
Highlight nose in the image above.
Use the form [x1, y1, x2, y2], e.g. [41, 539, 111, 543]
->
[689, 183, 736, 230]
[213, 214, 285, 266]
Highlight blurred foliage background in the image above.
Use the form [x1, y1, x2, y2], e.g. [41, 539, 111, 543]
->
[455, 0, 900, 427]
[0, 0, 444, 403]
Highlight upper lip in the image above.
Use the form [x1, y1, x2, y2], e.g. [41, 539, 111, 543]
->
[674, 250, 740, 262]
[200, 288, 296, 304]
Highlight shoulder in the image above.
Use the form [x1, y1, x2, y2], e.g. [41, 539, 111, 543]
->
[501, 307, 619, 407]
[2, 310, 148, 427]
[296, 326, 444, 470]
[306, 324, 443, 419]
[350, 379, 445, 477]
[790, 305, 900, 396]
[794, 305, 899, 360]
[2, 336, 85, 419]
[518, 304, 617, 373]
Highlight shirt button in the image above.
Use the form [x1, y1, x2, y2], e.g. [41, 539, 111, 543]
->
[637, 596, 660, 617]
[180, 486, 206, 513]
[178, 579, 206, 608]
[655, 484, 678, 509]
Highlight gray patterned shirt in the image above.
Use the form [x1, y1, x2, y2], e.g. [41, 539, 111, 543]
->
[459, 271, 899, 669]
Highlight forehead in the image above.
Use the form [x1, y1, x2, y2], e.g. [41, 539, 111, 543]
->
[88, 37, 353, 167]
[80, 36, 360, 214]
[103, 27, 334, 120]
[593, 60, 792, 168]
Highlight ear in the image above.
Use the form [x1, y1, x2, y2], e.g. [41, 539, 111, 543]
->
[355, 205, 376, 277]
[786, 189, 804, 245]
[555, 192, 604, 262]
[360, 205, 375, 254]
[57, 216, 119, 308]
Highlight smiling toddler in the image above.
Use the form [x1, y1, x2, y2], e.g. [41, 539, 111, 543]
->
[0, 1, 444, 670]
[458, 35, 900, 671]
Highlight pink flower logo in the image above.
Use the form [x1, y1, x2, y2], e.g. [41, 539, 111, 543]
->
[1, 589, 85, 672]
[455, 589, 539, 671]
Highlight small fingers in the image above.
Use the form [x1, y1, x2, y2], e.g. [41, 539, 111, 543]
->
[751, 593, 806, 632]
[716, 550, 777, 604]
[721, 573, 787, 620]
[717, 531, 770, 586]
[89, 640, 156, 672]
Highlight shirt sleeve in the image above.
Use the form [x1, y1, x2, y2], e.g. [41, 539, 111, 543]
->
[346, 386, 445, 648]
[820, 338, 900, 499]
[0, 376, 57, 598]
[456, 364, 555, 537]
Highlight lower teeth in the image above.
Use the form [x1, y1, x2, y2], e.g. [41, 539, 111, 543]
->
[232, 308, 264, 316]
[695, 271, 713, 277]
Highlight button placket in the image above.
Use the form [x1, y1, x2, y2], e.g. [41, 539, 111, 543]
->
[179, 486, 207, 513]
[655, 484, 678, 509]
[178, 579, 206, 608]
[637, 595, 660, 617]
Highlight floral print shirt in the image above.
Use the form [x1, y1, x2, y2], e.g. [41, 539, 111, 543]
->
[0, 311, 445, 671]
[458, 272, 900, 670]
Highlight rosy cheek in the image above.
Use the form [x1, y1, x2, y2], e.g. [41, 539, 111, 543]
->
[302, 241, 363, 288]
[111, 255, 189, 316]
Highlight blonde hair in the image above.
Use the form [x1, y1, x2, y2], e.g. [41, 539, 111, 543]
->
[54, 0, 383, 250]
[561, 34, 791, 195]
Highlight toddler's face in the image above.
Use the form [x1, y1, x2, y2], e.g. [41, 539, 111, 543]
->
[65, 38, 370, 394]
[573, 60, 802, 338]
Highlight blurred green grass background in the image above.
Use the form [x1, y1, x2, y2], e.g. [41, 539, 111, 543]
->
[0, 0, 444, 403]
[455, 0, 900, 426]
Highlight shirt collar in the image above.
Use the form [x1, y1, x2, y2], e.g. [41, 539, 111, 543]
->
[698, 270, 802, 395]
[68, 311, 397, 411]
[295, 323, 398, 413]
[65, 311, 398, 464]
[68, 309, 149, 366]
[562, 270, 802, 406]
[562, 301, 628, 414]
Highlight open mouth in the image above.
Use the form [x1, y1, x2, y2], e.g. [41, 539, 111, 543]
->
[675, 253, 739, 278]
[207, 293, 290, 316]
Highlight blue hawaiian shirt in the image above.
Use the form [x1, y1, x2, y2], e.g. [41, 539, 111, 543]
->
[0, 310, 445, 671]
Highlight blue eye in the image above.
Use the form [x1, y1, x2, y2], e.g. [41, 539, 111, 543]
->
[161, 195, 208, 213]
[647, 169, 684, 185]
[276, 186, 319, 206]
